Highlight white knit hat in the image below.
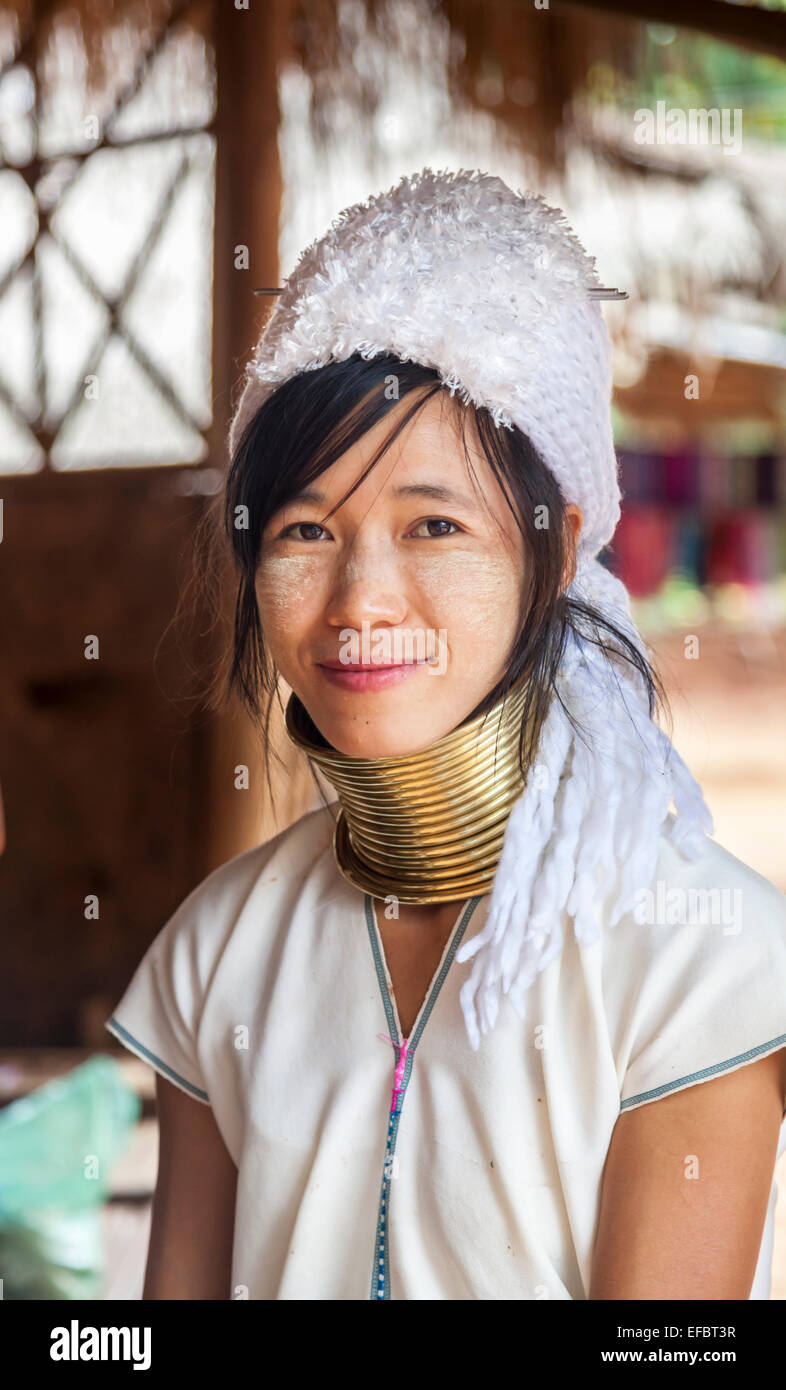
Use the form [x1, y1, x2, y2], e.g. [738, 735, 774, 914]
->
[229, 166, 713, 1050]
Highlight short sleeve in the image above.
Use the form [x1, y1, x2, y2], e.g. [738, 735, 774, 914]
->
[104, 808, 336, 1109]
[611, 829, 786, 1113]
[104, 887, 213, 1105]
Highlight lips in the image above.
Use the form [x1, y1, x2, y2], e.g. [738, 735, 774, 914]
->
[318, 660, 420, 671]
[316, 659, 427, 691]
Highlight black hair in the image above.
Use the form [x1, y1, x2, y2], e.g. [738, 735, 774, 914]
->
[206, 351, 670, 807]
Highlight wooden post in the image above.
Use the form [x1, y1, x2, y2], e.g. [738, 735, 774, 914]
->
[203, 0, 318, 873]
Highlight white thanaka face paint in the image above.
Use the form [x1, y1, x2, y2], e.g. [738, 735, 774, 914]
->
[256, 553, 325, 611]
[254, 391, 532, 758]
[404, 547, 524, 638]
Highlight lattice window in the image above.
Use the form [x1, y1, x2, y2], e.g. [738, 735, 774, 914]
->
[0, 0, 216, 472]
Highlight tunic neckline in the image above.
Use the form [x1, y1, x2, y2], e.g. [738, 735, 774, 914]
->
[363, 893, 483, 1049]
[362, 892, 484, 1299]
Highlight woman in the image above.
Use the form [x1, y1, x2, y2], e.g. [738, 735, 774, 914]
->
[106, 169, 786, 1300]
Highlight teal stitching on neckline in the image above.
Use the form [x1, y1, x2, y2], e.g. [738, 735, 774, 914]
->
[365, 896, 399, 1044]
[619, 1031, 786, 1111]
[364, 894, 481, 1050]
[365, 893, 482, 1299]
[105, 1016, 210, 1103]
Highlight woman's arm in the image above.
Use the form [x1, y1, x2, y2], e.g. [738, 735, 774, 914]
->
[143, 1074, 238, 1299]
[590, 1048, 786, 1300]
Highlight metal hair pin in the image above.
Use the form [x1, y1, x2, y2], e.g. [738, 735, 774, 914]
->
[587, 287, 629, 300]
[254, 286, 629, 300]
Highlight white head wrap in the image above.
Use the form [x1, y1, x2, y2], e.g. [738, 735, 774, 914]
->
[228, 166, 713, 1050]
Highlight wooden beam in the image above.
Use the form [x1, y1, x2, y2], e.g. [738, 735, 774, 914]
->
[556, 0, 786, 60]
[204, 0, 317, 871]
[212, 0, 294, 450]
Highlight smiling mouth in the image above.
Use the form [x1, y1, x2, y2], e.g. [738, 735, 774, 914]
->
[316, 659, 429, 690]
[318, 659, 425, 671]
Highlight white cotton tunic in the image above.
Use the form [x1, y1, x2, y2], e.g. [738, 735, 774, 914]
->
[105, 804, 786, 1300]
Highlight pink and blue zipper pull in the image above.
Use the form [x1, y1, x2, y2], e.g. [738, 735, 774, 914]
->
[377, 1033, 410, 1113]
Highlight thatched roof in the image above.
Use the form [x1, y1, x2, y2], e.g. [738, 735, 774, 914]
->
[3, 0, 784, 443]
[281, 0, 786, 439]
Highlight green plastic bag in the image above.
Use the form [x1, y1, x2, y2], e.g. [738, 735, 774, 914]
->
[0, 1054, 140, 1299]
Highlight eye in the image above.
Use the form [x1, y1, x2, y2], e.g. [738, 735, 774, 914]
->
[280, 521, 331, 541]
[409, 517, 461, 538]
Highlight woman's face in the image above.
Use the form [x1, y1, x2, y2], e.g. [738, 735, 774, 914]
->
[256, 391, 576, 758]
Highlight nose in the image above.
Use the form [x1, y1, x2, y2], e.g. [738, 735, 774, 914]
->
[323, 539, 409, 631]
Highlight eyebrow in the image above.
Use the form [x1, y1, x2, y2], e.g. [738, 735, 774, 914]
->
[286, 481, 477, 507]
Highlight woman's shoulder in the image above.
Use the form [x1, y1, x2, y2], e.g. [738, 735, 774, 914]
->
[602, 813, 786, 987]
[191, 800, 338, 898]
[135, 801, 341, 982]
[169, 800, 340, 937]
[601, 815, 786, 1113]
[659, 810, 783, 893]
[624, 812, 785, 941]
[104, 803, 343, 1099]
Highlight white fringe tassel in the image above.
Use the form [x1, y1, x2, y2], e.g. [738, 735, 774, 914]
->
[456, 558, 714, 1052]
